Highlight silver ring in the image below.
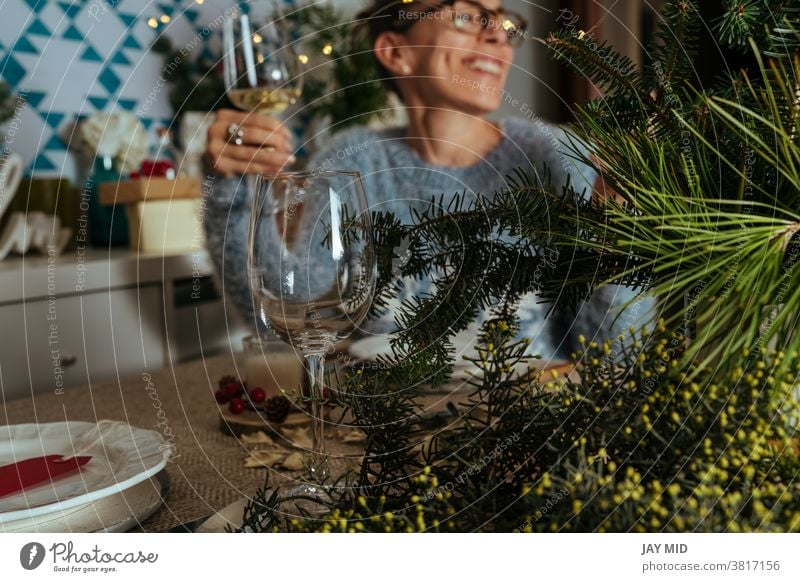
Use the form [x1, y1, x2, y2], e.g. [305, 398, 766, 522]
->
[227, 123, 245, 146]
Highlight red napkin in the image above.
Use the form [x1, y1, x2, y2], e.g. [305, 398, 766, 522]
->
[0, 455, 92, 499]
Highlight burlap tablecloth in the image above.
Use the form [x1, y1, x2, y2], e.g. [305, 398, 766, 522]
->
[1, 352, 271, 532]
[2, 351, 575, 532]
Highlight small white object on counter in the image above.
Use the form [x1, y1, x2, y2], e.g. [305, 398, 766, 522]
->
[0, 211, 72, 261]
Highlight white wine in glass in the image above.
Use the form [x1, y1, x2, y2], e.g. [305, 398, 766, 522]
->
[223, 11, 303, 192]
[228, 87, 302, 115]
[223, 12, 303, 112]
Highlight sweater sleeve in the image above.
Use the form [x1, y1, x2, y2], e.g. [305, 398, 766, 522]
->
[201, 170, 263, 333]
[503, 117, 597, 201]
[503, 118, 655, 357]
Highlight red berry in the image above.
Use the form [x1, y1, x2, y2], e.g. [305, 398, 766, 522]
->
[215, 390, 228, 404]
[249, 387, 266, 404]
[224, 382, 243, 397]
[229, 398, 245, 415]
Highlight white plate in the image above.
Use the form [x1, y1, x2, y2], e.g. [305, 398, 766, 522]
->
[0, 471, 168, 533]
[0, 421, 171, 523]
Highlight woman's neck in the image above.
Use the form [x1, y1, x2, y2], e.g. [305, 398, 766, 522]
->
[403, 107, 502, 168]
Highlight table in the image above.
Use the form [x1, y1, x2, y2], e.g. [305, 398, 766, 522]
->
[1, 352, 265, 532]
[2, 352, 577, 532]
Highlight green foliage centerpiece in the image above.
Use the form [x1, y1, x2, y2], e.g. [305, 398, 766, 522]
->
[233, 1, 800, 533]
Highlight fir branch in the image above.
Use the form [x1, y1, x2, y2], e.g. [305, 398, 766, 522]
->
[648, 0, 701, 92]
[546, 29, 642, 99]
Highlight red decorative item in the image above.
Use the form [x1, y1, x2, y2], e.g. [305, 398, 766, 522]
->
[249, 387, 266, 404]
[0, 455, 92, 499]
[229, 398, 245, 415]
[224, 382, 243, 398]
[138, 160, 175, 179]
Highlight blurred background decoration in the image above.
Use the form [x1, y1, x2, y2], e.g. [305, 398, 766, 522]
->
[0, 0, 298, 181]
[0, 80, 24, 129]
[79, 111, 148, 176]
[281, 2, 393, 138]
[78, 111, 147, 246]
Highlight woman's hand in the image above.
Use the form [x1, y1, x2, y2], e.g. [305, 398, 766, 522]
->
[206, 109, 295, 178]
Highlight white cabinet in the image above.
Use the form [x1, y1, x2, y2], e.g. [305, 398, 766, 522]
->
[0, 286, 166, 399]
[0, 249, 248, 400]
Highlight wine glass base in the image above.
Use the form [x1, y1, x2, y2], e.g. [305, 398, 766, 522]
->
[279, 482, 332, 517]
[277, 457, 351, 518]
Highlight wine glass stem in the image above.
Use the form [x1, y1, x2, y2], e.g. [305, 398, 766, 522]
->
[305, 351, 329, 483]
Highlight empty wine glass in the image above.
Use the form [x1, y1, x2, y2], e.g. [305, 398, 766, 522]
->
[247, 171, 376, 499]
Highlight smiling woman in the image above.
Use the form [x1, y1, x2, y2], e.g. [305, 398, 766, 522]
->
[203, 0, 650, 360]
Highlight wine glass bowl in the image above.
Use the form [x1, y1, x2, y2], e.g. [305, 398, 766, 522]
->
[249, 171, 375, 352]
[223, 13, 303, 115]
[248, 171, 376, 494]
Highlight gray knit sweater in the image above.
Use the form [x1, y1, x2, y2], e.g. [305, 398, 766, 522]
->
[202, 116, 653, 360]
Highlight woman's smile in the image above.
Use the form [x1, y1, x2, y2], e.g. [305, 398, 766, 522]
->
[462, 55, 506, 78]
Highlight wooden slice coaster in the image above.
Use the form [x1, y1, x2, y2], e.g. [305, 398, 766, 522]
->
[219, 407, 309, 438]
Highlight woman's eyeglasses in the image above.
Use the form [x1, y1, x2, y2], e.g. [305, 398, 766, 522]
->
[397, 0, 528, 48]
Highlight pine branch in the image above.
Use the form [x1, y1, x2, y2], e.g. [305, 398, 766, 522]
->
[716, 0, 764, 47]
[546, 29, 643, 99]
[648, 0, 701, 91]
[232, 0, 800, 534]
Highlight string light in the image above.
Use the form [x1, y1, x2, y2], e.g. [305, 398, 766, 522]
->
[252, 33, 263, 44]
[159, 14, 171, 24]
[322, 43, 333, 55]
[298, 54, 309, 64]
[147, 17, 158, 28]
[196, 0, 205, 4]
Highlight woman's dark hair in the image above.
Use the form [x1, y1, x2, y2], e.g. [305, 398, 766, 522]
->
[353, 1, 435, 97]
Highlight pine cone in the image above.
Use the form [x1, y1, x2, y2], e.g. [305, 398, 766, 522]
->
[264, 395, 291, 423]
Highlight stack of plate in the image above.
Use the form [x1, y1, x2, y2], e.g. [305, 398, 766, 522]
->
[0, 421, 171, 532]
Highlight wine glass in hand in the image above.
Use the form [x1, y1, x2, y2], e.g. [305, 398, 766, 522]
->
[222, 12, 302, 187]
[248, 171, 376, 500]
[223, 12, 302, 114]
